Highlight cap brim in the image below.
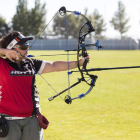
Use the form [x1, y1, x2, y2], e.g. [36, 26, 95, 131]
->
[18, 37, 33, 45]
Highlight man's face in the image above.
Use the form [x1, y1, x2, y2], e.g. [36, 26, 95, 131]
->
[13, 44, 29, 59]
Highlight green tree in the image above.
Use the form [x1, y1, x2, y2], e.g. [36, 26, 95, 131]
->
[52, 8, 90, 39]
[12, 0, 46, 37]
[53, 14, 79, 39]
[12, 0, 29, 36]
[89, 9, 106, 37]
[110, 1, 130, 38]
[0, 16, 10, 38]
[28, 0, 46, 37]
[52, 14, 65, 38]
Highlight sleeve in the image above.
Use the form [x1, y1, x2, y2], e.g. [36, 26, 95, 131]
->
[31, 59, 46, 75]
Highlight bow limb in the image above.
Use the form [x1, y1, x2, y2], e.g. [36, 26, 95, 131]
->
[48, 78, 82, 102]
[64, 86, 93, 104]
[71, 86, 93, 100]
[64, 75, 98, 104]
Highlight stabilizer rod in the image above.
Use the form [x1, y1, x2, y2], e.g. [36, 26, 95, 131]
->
[87, 66, 140, 71]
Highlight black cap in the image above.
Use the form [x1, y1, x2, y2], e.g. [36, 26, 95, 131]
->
[7, 33, 33, 49]
[15, 34, 33, 45]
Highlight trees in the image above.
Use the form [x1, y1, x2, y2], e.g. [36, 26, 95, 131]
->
[0, 16, 10, 38]
[28, 0, 46, 37]
[12, 0, 46, 37]
[52, 14, 66, 38]
[1, 1, 130, 39]
[110, 1, 130, 38]
[53, 13, 83, 39]
[12, 0, 29, 36]
[89, 9, 106, 37]
[52, 8, 106, 39]
[52, 12, 84, 39]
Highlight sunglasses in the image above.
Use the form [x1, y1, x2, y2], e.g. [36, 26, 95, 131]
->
[13, 44, 29, 50]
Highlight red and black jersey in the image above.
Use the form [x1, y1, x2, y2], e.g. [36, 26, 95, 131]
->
[0, 57, 46, 117]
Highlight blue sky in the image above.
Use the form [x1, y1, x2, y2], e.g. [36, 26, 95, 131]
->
[0, 0, 140, 39]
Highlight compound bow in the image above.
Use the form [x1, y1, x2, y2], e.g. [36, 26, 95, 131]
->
[48, 7, 104, 104]
[27, 6, 140, 104]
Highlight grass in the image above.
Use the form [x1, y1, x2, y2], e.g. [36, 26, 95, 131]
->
[29, 50, 140, 140]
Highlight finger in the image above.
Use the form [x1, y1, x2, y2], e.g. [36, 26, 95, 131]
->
[15, 52, 20, 60]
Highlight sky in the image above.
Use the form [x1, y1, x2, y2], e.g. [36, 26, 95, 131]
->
[0, 0, 140, 39]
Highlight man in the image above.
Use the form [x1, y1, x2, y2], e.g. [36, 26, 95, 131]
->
[0, 31, 89, 140]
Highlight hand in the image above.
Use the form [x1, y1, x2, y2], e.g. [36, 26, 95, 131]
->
[5, 49, 21, 62]
[79, 55, 90, 67]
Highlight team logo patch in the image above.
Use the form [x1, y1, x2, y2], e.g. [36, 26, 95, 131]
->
[10, 70, 33, 76]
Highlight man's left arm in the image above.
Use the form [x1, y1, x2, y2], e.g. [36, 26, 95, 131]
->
[41, 56, 90, 74]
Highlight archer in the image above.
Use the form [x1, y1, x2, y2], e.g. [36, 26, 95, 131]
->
[0, 31, 90, 139]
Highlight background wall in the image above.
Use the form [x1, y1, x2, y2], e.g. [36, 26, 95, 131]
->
[28, 39, 140, 50]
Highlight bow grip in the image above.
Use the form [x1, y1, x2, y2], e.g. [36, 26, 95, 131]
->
[83, 58, 88, 70]
[82, 51, 88, 70]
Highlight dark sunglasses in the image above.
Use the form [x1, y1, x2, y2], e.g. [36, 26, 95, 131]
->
[13, 44, 29, 50]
